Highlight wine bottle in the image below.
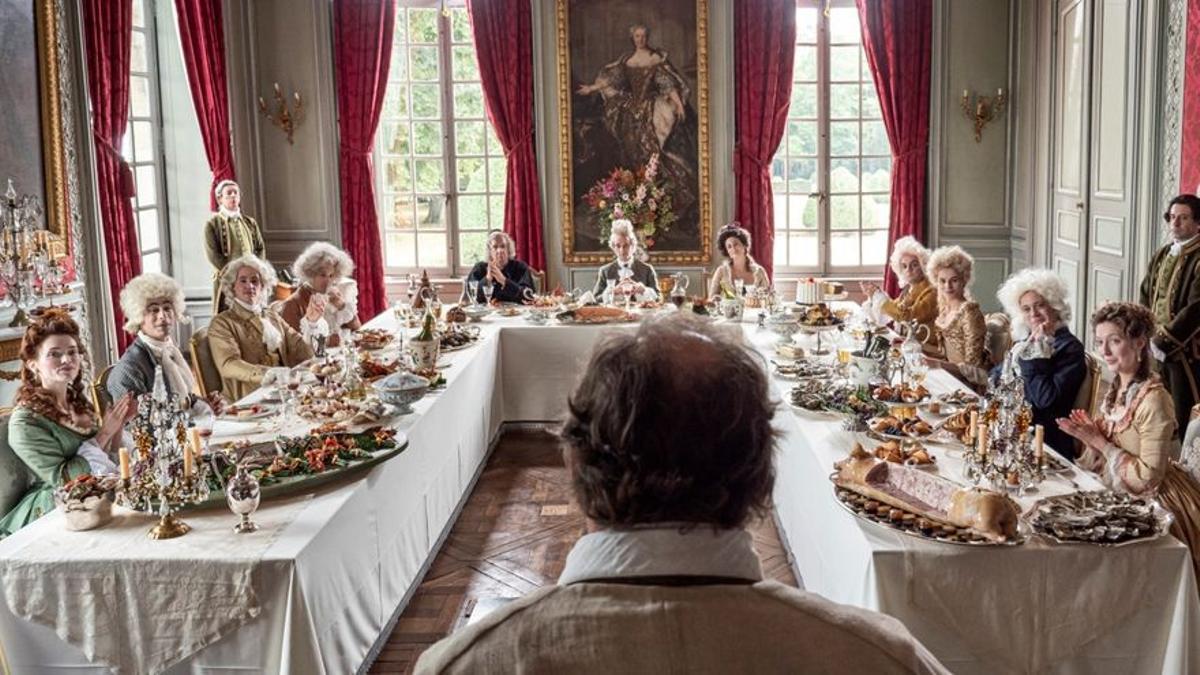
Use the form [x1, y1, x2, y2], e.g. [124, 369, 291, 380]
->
[416, 307, 436, 341]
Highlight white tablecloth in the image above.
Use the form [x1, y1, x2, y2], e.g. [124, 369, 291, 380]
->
[0, 312, 1196, 674]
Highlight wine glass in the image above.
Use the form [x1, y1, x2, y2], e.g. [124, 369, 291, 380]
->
[482, 281, 495, 305]
[733, 278, 746, 297]
[406, 274, 417, 305]
[468, 279, 480, 306]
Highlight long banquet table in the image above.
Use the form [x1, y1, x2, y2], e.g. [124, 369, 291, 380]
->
[0, 310, 1197, 674]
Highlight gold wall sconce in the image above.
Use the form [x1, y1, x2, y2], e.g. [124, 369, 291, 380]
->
[960, 88, 1007, 143]
[257, 82, 305, 145]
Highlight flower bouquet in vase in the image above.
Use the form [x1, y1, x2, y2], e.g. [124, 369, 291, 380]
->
[583, 153, 677, 249]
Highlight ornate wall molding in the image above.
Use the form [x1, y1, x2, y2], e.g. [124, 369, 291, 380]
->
[1159, 0, 1186, 208]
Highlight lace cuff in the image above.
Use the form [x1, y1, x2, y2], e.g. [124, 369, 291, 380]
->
[77, 440, 118, 475]
[1016, 336, 1053, 361]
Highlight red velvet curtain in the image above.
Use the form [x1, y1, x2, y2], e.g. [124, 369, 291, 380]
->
[733, 0, 796, 278]
[82, 0, 140, 352]
[1181, 0, 1200, 192]
[857, 0, 932, 296]
[175, 0, 236, 211]
[333, 0, 394, 322]
[467, 0, 545, 272]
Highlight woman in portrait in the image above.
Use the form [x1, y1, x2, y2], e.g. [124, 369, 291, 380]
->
[926, 246, 989, 385]
[207, 255, 312, 401]
[576, 23, 697, 219]
[1058, 302, 1200, 586]
[278, 241, 361, 347]
[0, 310, 136, 536]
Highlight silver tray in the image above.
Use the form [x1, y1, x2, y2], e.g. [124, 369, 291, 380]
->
[831, 479, 1026, 547]
[1027, 490, 1173, 547]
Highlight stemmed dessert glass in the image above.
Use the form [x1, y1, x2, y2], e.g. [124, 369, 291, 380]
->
[482, 281, 495, 305]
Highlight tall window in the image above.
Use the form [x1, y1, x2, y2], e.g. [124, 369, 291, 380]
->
[376, 4, 506, 277]
[772, 3, 890, 274]
[124, 0, 170, 274]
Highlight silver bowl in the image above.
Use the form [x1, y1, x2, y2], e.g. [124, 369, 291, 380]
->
[461, 305, 491, 322]
[374, 371, 432, 414]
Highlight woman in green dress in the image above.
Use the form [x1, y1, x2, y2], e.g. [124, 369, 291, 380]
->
[0, 310, 137, 535]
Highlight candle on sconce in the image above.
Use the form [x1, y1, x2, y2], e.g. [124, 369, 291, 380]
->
[118, 447, 131, 481]
[273, 81, 282, 96]
[962, 89, 969, 99]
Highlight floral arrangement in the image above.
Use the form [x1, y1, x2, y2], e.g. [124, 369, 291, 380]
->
[582, 153, 677, 248]
[56, 474, 119, 503]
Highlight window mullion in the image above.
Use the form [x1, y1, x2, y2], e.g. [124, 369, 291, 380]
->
[439, 13, 458, 276]
[817, 8, 831, 275]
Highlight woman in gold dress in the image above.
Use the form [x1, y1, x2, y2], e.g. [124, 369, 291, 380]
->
[926, 245, 989, 384]
[860, 236, 938, 350]
[1058, 302, 1200, 586]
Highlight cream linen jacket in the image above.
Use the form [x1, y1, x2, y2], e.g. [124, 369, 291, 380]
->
[416, 527, 948, 675]
[207, 302, 313, 401]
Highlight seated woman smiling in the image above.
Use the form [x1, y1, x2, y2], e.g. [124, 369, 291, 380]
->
[208, 255, 313, 401]
[0, 311, 137, 536]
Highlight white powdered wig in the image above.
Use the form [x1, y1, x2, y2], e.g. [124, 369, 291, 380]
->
[888, 236, 930, 288]
[926, 245, 975, 294]
[997, 267, 1072, 338]
[119, 272, 188, 334]
[292, 241, 355, 285]
[219, 254, 278, 308]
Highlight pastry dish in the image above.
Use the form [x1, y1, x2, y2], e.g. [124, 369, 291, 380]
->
[868, 414, 934, 439]
[353, 328, 393, 350]
[861, 440, 936, 467]
[871, 383, 930, 404]
[557, 306, 637, 324]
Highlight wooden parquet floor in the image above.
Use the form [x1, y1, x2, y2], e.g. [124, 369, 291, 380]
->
[368, 428, 799, 674]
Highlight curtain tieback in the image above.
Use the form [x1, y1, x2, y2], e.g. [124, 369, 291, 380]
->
[340, 145, 372, 157]
[95, 136, 137, 199]
[733, 145, 769, 172]
[503, 129, 535, 159]
[893, 145, 928, 161]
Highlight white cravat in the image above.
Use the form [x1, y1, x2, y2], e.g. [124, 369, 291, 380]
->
[235, 299, 283, 352]
[137, 332, 198, 397]
[218, 206, 242, 220]
[1169, 234, 1199, 256]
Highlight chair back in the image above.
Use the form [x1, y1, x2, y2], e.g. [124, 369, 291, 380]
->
[984, 312, 1012, 369]
[0, 414, 35, 517]
[530, 269, 546, 295]
[1072, 352, 1102, 416]
[91, 365, 114, 419]
[189, 326, 222, 398]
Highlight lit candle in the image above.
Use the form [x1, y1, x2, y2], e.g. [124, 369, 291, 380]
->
[1034, 424, 1044, 461]
[118, 447, 130, 480]
[273, 81, 282, 96]
[962, 89, 969, 99]
[183, 444, 193, 478]
[969, 409, 979, 444]
[189, 427, 203, 458]
[977, 422, 988, 457]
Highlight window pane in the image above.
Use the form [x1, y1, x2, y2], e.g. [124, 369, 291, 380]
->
[411, 83, 441, 118]
[132, 0, 145, 28]
[863, 120, 890, 155]
[459, 230, 488, 266]
[142, 251, 162, 274]
[456, 156, 485, 192]
[863, 194, 891, 230]
[830, 46, 860, 81]
[458, 195, 488, 227]
[488, 194, 505, 225]
[862, 85, 882, 119]
[384, 84, 409, 118]
[130, 77, 151, 117]
[383, 195, 415, 231]
[794, 46, 817, 81]
[381, 121, 410, 155]
[830, 231, 860, 266]
[412, 120, 443, 155]
[788, 231, 819, 267]
[408, 8, 439, 43]
[394, 8, 408, 42]
[830, 158, 859, 193]
[137, 208, 159, 251]
[133, 121, 155, 163]
[785, 158, 816, 195]
[796, 8, 818, 43]
[135, 165, 157, 207]
[452, 46, 479, 81]
[385, 157, 413, 192]
[416, 195, 445, 229]
[830, 195, 859, 230]
[829, 8, 861, 43]
[862, 229, 888, 265]
[450, 8, 472, 43]
[830, 84, 859, 119]
[486, 157, 507, 192]
[790, 84, 816, 118]
[417, 232, 448, 268]
[787, 121, 817, 155]
[453, 84, 485, 118]
[121, 124, 133, 159]
[409, 46, 439, 81]
[830, 121, 859, 156]
[386, 231, 417, 268]
[414, 158, 444, 191]
[389, 45, 408, 80]
[862, 157, 892, 192]
[786, 194, 814, 230]
[486, 126, 506, 157]
[455, 120, 485, 154]
[131, 31, 148, 73]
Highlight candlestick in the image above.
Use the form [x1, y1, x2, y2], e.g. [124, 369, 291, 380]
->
[1034, 424, 1044, 460]
[183, 443, 193, 478]
[118, 447, 130, 480]
[189, 427, 203, 458]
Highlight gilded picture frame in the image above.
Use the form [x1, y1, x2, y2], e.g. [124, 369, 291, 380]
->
[556, 0, 711, 265]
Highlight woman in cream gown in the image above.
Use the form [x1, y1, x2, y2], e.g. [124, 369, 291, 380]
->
[1059, 302, 1200, 587]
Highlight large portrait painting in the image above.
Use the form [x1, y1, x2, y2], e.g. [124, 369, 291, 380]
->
[0, 0, 72, 251]
[557, 0, 711, 264]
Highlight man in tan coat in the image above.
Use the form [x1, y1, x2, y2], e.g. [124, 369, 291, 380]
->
[205, 180, 266, 314]
[207, 254, 311, 401]
[416, 314, 947, 675]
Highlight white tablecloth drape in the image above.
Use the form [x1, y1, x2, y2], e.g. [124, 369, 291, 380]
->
[0, 314, 1195, 674]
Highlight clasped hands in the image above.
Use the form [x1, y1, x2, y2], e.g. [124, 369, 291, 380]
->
[1056, 409, 1107, 452]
